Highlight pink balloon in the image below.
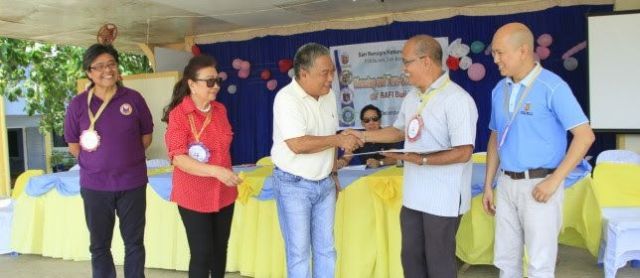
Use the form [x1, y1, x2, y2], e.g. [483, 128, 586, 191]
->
[232, 59, 243, 70]
[467, 63, 486, 81]
[218, 71, 228, 81]
[240, 61, 251, 71]
[484, 44, 492, 56]
[562, 41, 587, 60]
[536, 46, 551, 60]
[537, 34, 553, 47]
[266, 79, 278, 91]
[238, 68, 250, 79]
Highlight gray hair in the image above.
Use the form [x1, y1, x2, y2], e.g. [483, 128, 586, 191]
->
[411, 35, 443, 67]
[293, 43, 330, 79]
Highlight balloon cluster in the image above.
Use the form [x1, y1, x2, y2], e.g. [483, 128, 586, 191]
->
[561, 41, 586, 71]
[224, 57, 296, 94]
[446, 38, 486, 82]
[535, 33, 553, 61]
[232, 58, 251, 79]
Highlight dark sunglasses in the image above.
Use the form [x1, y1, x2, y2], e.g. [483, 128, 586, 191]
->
[362, 116, 380, 123]
[195, 77, 223, 88]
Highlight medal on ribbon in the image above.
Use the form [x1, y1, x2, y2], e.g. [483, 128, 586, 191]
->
[407, 77, 451, 142]
[188, 109, 212, 163]
[407, 115, 424, 142]
[188, 141, 211, 163]
[80, 88, 116, 152]
[79, 129, 101, 152]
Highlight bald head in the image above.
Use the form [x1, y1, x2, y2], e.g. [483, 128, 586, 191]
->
[490, 22, 538, 82]
[407, 35, 443, 67]
[493, 22, 535, 58]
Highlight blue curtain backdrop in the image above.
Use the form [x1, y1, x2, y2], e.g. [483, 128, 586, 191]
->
[199, 4, 614, 164]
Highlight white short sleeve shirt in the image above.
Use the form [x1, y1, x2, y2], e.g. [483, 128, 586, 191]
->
[271, 79, 338, 181]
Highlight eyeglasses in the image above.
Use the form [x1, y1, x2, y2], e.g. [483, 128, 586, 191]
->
[90, 62, 118, 72]
[195, 77, 223, 88]
[402, 56, 426, 66]
[362, 116, 380, 123]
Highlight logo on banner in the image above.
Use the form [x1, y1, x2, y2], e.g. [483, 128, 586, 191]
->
[340, 107, 356, 126]
[340, 53, 350, 65]
[339, 70, 353, 86]
[341, 88, 354, 105]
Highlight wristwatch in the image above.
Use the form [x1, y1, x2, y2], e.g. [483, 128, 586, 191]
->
[379, 160, 384, 166]
[421, 155, 428, 166]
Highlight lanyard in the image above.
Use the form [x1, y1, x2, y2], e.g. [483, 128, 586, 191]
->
[188, 111, 212, 142]
[416, 77, 451, 116]
[498, 66, 542, 149]
[86, 88, 116, 131]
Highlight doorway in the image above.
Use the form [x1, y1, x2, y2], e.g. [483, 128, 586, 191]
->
[7, 128, 25, 188]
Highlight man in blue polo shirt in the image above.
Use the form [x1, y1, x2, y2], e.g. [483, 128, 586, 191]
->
[482, 23, 595, 277]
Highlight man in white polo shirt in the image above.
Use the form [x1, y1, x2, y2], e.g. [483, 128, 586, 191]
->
[346, 35, 478, 277]
[271, 42, 363, 278]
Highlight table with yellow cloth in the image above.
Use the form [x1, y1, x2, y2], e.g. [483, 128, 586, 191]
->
[11, 162, 603, 277]
[11, 167, 194, 270]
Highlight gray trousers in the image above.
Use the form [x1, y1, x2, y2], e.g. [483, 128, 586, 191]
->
[493, 173, 564, 278]
[400, 206, 461, 278]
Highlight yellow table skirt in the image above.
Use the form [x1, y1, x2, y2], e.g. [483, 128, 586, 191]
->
[11, 186, 191, 269]
[455, 176, 601, 265]
[11, 167, 603, 277]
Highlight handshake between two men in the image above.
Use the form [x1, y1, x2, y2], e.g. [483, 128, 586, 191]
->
[335, 129, 367, 152]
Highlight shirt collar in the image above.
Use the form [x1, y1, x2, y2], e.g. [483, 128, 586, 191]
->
[421, 72, 449, 94]
[85, 86, 124, 102]
[180, 95, 215, 114]
[291, 78, 330, 101]
[506, 62, 541, 87]
[291, 78, 313, 99]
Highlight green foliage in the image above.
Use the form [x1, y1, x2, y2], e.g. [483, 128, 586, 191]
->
[50, 149, 76, 172]
[0, 37, 152, 134]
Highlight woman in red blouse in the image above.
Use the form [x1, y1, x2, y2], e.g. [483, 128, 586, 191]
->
[162, 55, 241, 278]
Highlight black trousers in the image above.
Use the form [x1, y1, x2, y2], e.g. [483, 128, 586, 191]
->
[400, 206, 461, 278]
[178, 203, 234, 278]
[80, 186, 147, 278]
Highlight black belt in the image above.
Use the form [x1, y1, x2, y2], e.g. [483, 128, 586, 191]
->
[503, 168, 555, 180]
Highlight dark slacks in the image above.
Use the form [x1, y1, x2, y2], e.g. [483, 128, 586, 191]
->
[81, 185, 147, 278]
[178, 203, 234, 278]
[400, 206, 461, 278]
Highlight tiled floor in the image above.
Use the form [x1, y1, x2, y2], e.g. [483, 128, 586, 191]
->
[1, 245, 639, 277]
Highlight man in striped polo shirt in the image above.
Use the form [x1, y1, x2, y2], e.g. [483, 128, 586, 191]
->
[347, 34, 478, 277]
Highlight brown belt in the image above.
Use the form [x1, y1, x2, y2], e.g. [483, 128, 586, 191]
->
[503, 168, 555, 180]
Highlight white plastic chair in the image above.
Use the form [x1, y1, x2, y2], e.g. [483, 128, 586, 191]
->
[596, 149, 640, 165]
[594, 150, 640, 277]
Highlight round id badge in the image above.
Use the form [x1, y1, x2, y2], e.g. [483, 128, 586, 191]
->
[188, 142, 211, 163]
[407, 115, 424, 142]
[79, 129, 101, 152]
